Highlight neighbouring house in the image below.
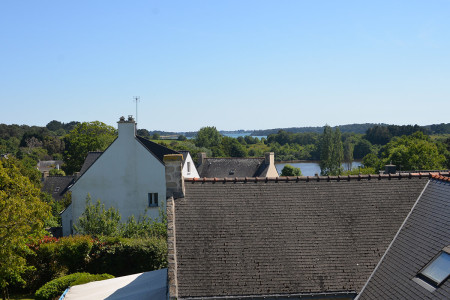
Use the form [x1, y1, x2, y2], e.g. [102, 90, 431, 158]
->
[41, 175, 75, 202]
[196, 152, 278, 178]
[61, 116, 198, 236]
[164, 154, 449, 299]
[37, 160, 64, 172]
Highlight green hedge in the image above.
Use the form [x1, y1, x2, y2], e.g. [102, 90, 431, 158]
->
[35, 272, 114, 300]
[23, 236, 167, 293]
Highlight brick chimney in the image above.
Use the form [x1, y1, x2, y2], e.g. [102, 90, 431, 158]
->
[117, 115, 136, 139]
[164, 154, 185, 198]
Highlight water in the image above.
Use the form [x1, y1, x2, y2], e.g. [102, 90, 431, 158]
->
[222, 133, 267, 139]
[275, 161, 363, 176]
[186, 132, 266, 140]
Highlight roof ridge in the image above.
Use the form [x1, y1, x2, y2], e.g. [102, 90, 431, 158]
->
[431, 174, 450, 182]
[186, 172, 450, 183]
[204, 157, 265, 160]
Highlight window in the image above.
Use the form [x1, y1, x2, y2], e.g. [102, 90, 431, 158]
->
[418, 248, 450, 287]
[148, 193, 159, 207]
[187, 162, 191, 174]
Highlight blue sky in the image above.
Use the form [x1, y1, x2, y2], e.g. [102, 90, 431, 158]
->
[1, 1, 449, 132]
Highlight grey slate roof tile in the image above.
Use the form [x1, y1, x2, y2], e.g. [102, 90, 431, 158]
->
[136, 136, 179, 163]
[357, 178, 450, 300]
[41, 175, 75, 201]
[79, 152, 103, 176]
[172, 178, 428, 298]
[197, 157, 268, 178]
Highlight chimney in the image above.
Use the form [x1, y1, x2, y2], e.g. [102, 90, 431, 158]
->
[384, 164, 397, 174]
[265, 152, 274, 166]
[198, 152, 206, 166]
[42, 171, 49, 181]
[117, 115, 136, 139]
[164, 154, 185, 198]
[74, 172, 80, 180]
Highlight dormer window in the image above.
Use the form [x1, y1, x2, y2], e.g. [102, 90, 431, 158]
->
[417, 247, 450, 287]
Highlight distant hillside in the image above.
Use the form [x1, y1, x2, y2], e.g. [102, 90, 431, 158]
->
[251, 123, 388, 136]
[138, 123, 450, 138]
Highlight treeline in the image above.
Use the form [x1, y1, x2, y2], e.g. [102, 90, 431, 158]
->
[251, 123, 450, 137]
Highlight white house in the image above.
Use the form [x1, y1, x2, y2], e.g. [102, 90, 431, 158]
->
[61, 116, 198, 236]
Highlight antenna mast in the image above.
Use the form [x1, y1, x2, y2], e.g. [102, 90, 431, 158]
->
[133, 96, 140, 124]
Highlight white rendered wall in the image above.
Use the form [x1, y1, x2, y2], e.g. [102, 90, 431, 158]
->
[61, 203, 73, 236]
[182, 153, 199, 178]
[67, 121, 166, 235]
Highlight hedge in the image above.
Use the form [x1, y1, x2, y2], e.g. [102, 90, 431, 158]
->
[23, 236, 167, 293]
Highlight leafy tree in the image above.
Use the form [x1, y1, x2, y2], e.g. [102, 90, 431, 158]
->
[45, 120, 63, 132]
[362, 153, 380, 169]
[220, 137, 247, 157]
[49, 169, 65, 176]
[320, 126, 343, 175]
[177, 135, 187, 141]
[353, 139, 373, 159]
[280, 164, 302, 176]
[63, 122, 117, 174]
[74, 195, 122, 237]
[194, 126, 222, 149]
[151, 133, 160, 140]
[380, 131, 445, 171]
[0, 158, 51, 297]
[343, 139, 354, 171]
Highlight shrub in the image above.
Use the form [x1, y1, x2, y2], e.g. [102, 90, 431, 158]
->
[35, 272, 113, 300]
[86, 237, 167, 277]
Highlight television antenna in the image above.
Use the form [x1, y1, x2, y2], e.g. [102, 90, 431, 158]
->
[133, 96, 140, 124]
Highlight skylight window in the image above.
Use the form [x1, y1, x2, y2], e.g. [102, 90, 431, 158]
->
[418, 250, 450, 287]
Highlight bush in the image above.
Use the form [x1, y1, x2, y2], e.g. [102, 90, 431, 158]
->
[24, 235, 167, 293]
[86, 237, 167, 277]
[35, 272, 113, 300]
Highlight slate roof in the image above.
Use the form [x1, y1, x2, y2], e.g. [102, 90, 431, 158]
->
[197, 157, 269, 178]
[41, 175, 75, 201]
[178, 150, 190, 165]
[356, 176, 450, 299]
[136, 136, 179, 163]
[170, 175, 431, 299]
[79, 152, 103, 177]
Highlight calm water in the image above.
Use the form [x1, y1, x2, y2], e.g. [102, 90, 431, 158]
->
[276, 161, 363, 176]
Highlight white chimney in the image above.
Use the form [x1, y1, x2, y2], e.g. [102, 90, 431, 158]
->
[117, 115, 136, 139]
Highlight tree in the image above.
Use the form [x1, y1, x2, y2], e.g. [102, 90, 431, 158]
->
[74, 195, 122, 237]
[63, 122, 117, 174]
[319, 126, 343, 175]
[220, 137, 247, 157]
[380, 131, 445, 171]
[0, 158, 50, 298]
[280, 164, 302, 176]
[343, 139, 354, 171]
[194, 127, 222, 149]
[353, 139, 373, 159]
[151, 133, 160, 140]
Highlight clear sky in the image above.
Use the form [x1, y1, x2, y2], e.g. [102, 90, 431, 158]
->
[1, 1, 449, 132]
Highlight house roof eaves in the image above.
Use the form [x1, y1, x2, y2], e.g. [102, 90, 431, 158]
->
[186, 172, 450, 184]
